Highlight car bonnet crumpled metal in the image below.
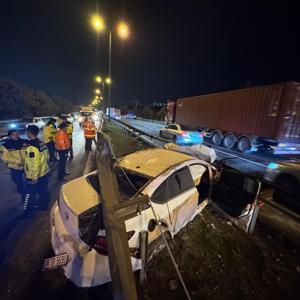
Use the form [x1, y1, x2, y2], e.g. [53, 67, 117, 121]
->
[118, 148, 197, 178]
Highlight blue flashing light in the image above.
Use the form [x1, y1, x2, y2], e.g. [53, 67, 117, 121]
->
[10, 123, 17, 128]
[267, 163, 278, 170]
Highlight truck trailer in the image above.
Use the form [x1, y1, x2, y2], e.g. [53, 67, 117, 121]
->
[166, 81, 300, 153]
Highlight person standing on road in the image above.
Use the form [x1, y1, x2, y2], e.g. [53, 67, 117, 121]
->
[83, 117, 96, 151]
[55, 123, 70, 180]
[43, 118, 57, 162]
[23, 125, 50, 215]
[61, 116, 74, 159]
[0, 129, 29, 197]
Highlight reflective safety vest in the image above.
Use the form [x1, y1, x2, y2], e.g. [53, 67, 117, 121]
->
[55, 129, 70, 151]
[44, 123, 57, 144]
[24, 139, 49, 180]
[83, 120, 96, 139]
[0, 138, 29, 170]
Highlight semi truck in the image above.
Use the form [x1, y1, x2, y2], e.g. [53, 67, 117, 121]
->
[166, 81, 300, 153]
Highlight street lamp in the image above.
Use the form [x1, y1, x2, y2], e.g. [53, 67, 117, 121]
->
[95, 76, 102, 83]
[91, 15, 105, 32]
[95, 88, 100, 94]
[117, 22, 129, 39]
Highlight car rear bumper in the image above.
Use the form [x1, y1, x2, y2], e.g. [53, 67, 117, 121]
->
[50, 202, 141, 287]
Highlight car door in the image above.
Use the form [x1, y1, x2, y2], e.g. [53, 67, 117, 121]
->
[150, 166, 199, 236]
[210, 167, 262, 234]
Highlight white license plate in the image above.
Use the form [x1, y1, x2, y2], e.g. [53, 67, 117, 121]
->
[43, 253, 69, 270]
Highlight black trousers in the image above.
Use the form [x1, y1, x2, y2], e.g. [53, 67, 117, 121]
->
[69, 139, 73, 158]
[46, 141, 56, 162]
[85, 138, 93, 151]
[23, 174, 49, 212]
[57, 150, 68, 179]
[10, 168, 24, 195]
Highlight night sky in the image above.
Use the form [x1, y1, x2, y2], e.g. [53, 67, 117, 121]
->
[0, 0, 299, 106]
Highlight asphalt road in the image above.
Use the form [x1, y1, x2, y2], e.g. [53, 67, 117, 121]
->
[0, 122, 113, 300]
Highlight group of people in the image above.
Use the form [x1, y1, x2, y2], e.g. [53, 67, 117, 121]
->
[0, 115, 97, 217]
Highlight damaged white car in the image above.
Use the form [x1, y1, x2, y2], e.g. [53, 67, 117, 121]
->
[49, 148, 261, 287]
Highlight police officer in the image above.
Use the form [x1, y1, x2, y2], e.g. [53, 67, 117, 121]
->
[55, 123, 70, 180]
[0, 129, 29, 196]
[83, 117, 96, 151]
[43, 118, 57, 162]
[23, 125, 50, 215]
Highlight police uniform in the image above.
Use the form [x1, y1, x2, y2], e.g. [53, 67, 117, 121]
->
[43, 121, 57, 162]
[0, 138, 29, 195]
[23, 138, 50, 213]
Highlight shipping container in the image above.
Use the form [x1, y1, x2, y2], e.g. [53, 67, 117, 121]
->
[170, 82, 300, 152]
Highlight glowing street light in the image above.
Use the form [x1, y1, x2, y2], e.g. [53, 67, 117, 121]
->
[117, 22, 129, 39]
[91, 15, 105, 32]
[105, 77, 111, 84]
[95, 76, 102, 83]
[95, 88, 100, 94]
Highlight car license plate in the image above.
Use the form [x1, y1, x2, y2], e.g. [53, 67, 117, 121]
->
[43, 253, 69, 270]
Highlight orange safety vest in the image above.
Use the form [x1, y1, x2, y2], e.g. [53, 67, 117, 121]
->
[83, 121, 96, 139]
[55, 129, 70, 151]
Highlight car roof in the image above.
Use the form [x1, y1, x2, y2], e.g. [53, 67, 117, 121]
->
[118, 148, 197, 177]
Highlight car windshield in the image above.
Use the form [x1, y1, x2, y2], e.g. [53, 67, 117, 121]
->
[179, 124, 191, 131]
[86, 170, 149, 200]
[22, 117, 33, 122]
[80, 112, 92, 116]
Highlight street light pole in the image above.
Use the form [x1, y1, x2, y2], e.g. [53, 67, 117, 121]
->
[108, 31, 112, 120]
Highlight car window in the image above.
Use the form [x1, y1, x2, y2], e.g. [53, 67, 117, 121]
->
[151, 167, 195, 204]
[168, 125, 178, 130]
[86, 170, 149, 201]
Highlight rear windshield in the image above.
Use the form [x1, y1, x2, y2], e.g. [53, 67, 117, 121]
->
[22, 118, 33, 122]
[86, 170, 149, 200]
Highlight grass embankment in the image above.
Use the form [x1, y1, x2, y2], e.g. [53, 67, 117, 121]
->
[102, 120, 151, 157]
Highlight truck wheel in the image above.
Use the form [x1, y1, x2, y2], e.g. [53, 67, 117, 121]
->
[223, 132, 237, 149]
[237, 136, 252, 152]
[211, 131, 223, 145]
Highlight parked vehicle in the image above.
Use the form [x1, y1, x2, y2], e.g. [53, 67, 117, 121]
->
[9, 117, 44, 131]
[159, 123, 204, 145]
[106, 108, 121, 119]
[166, 82, 300, 153]
[49, 148, 261, 287]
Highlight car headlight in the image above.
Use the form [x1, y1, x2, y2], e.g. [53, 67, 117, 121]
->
[10, 123, 17, 128]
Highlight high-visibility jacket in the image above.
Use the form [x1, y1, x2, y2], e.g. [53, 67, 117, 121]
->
[24, 139, 49, 180]
[83, 120, 96, 139]
[55, 129, 70, 151]
[66, 122, 73, 139]
[44, 123, 57, 144]
[0, 138, 29, 170]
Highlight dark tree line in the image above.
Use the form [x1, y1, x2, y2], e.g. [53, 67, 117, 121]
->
[0, 77, 74, 119]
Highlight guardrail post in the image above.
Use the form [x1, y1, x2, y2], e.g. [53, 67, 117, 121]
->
[96, 131, 138, 300]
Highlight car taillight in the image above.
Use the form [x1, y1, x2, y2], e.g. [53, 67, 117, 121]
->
[93, 230, 135, 256]
[180, 131, 188, 137]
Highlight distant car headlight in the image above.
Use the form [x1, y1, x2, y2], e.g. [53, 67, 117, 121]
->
[10, 123, 17, 128]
